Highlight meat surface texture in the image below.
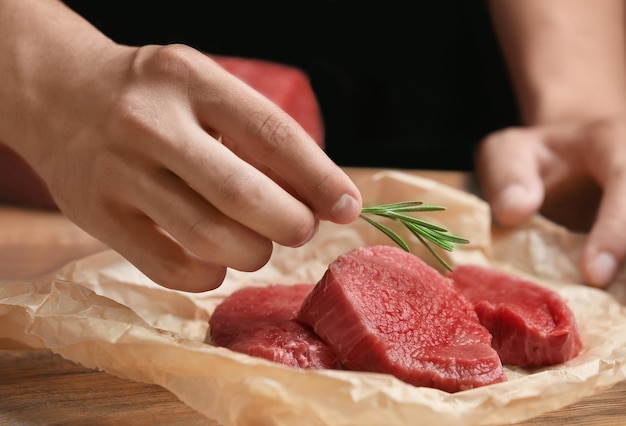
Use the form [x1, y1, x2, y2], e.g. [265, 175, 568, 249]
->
[208, 284, 341, 369]
[447, 265, 582, 367]
[297, 245, 506, 393]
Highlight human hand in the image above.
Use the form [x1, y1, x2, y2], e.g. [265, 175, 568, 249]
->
[7, 43, 361, 292]
[475, 119, 626, 288]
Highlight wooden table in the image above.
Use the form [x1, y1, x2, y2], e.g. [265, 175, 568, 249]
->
[1, 169, 625, 426]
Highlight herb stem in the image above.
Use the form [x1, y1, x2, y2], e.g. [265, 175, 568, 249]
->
[360, 201, 469, 271]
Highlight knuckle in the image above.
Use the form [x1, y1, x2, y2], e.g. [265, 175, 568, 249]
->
[484, 126, 518, 142]
[254, 111, 296, 156]
[215, 169, 256, 208]
[480, 126, 532, 153]
[184, 216, 223, 254]
[138, 44, 199, 80]
[105, 44, 205, 141]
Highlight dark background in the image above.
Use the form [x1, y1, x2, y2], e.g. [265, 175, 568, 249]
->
[62, 1, 520, 171]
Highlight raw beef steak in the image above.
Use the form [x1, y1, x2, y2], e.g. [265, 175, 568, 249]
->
[297, 245, 506, 392]
[208, 283, 341, 369]
[447, 265, 582, 367]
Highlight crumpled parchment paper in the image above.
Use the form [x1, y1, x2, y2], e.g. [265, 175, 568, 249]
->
[2, 170, 626, 426]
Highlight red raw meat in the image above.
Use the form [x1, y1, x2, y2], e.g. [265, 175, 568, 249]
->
[208, 283, 341, 369]
[297, 245, 506, 393]
[447, 265, 582, 367]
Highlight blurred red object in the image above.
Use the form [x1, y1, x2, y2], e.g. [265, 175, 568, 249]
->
[212, 55, 324, 147]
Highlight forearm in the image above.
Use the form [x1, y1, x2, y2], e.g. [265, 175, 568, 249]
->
[0, 0, 123, 168]
[488, 0, 626, 125]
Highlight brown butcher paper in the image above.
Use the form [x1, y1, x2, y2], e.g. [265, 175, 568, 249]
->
[1, 170, 626, 426]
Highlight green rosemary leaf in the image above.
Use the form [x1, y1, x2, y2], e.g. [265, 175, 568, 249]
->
[364, 201, 423, 210]
[362, 201, 447, 214]
[433, 232, 470, 244]
[388, 206, 447, 214]
[359, 214, 411, 252]
[359, 200, 469, 270]
[404, 222, 455, 251]
[414, 233, 454, 272]
[381, 212, 449, 231]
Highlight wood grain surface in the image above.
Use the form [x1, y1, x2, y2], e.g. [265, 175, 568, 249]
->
[1, 347, 625, 426]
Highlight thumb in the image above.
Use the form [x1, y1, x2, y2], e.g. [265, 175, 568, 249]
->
[475, 127, 545, 226]
[579, 120, 626, 287]
[581, 175, 624, 287]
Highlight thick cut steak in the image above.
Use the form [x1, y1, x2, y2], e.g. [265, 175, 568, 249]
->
[208, 283, 341, 369]
[447, 265, 582, 367]
[297, 245, 506, 392]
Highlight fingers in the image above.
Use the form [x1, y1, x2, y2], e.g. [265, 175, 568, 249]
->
[188, 56, 362, 225]
[475, 128, 546, 226]
[579, 121, 626, 287]
[92, 208, 229, 293]
[162, 124, 321, 248]
[134, 167, 274, 272]
[70, 150, 276, 292]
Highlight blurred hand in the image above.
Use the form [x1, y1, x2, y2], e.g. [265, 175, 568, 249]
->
[476, 118, 626, 287]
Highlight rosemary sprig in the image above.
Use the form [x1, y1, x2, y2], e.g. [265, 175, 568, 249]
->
[359, 201, 469, 271]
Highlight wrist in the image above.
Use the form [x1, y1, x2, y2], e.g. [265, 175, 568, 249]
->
[0, 0, 121, 170]
[520, 78, 626, 126]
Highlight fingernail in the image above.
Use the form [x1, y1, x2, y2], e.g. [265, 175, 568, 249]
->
[587, 251, 617, 287]
[330, 194, 361, 224]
